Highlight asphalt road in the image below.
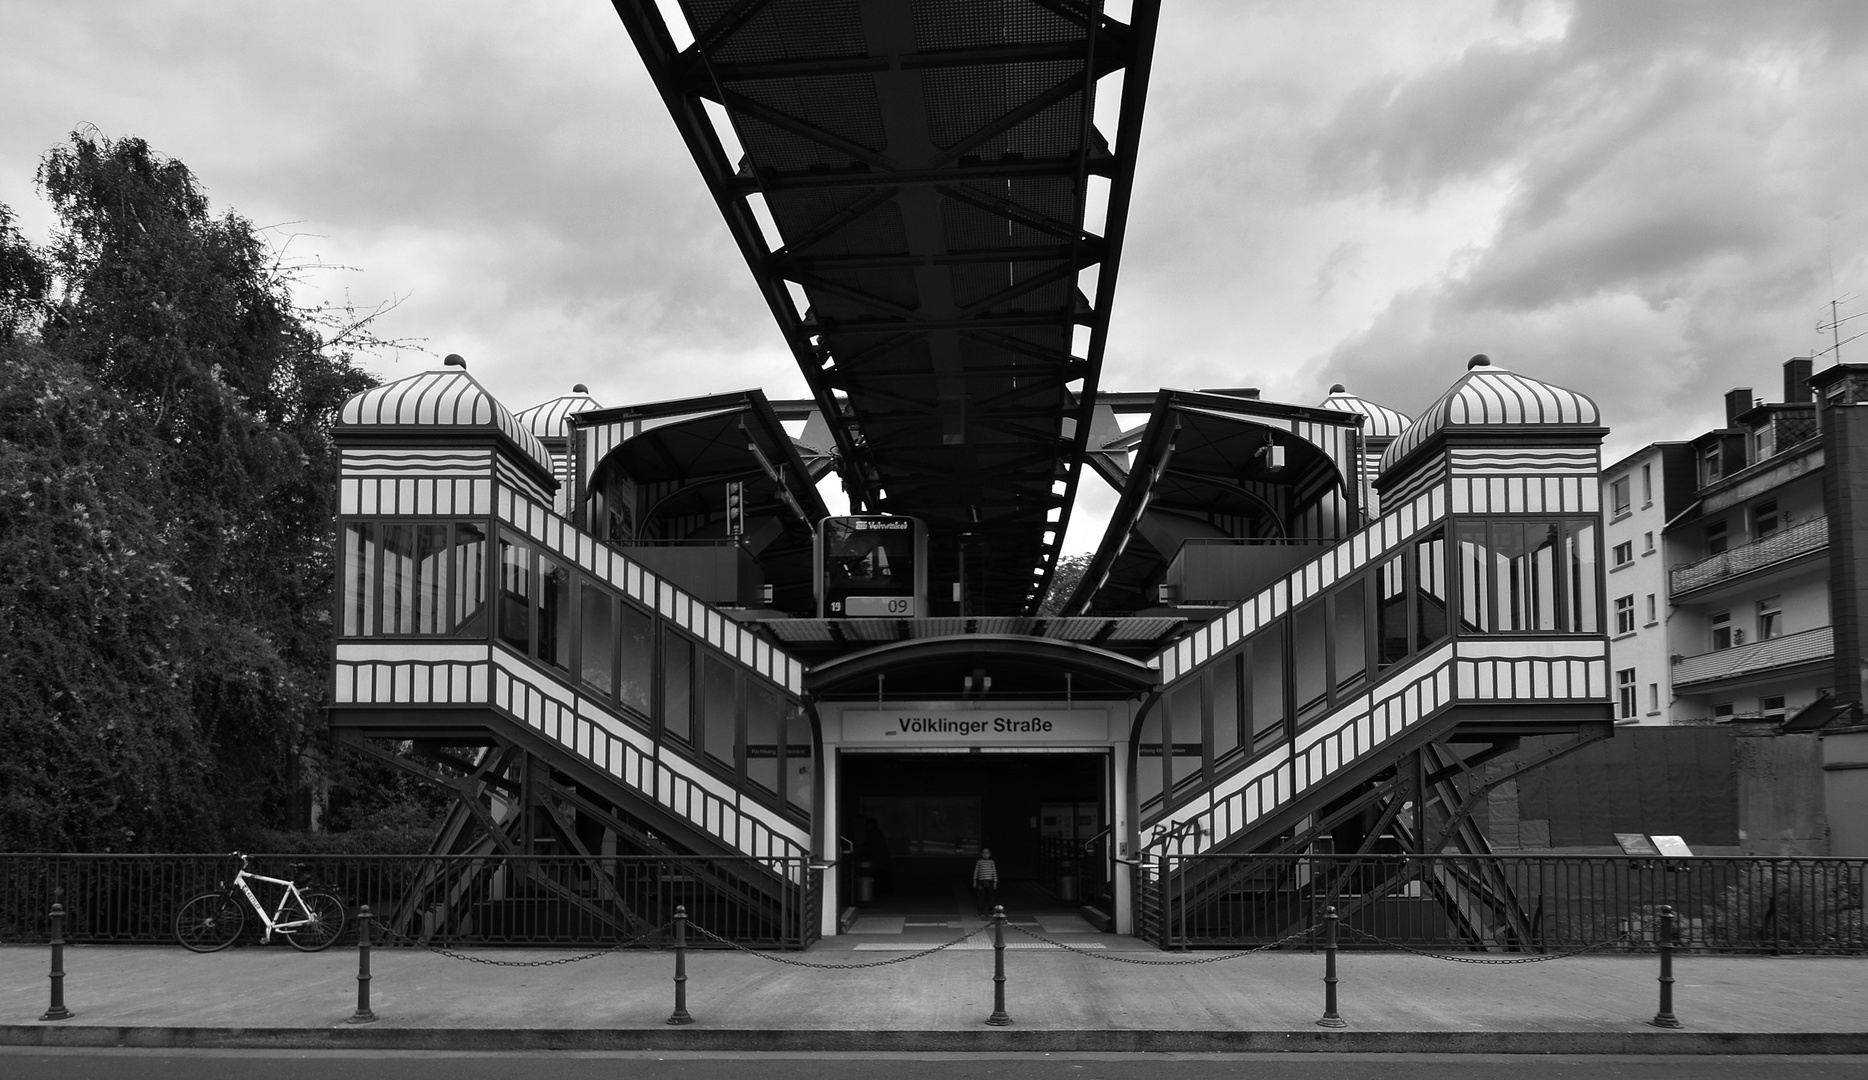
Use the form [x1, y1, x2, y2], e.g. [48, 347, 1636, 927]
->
[5, 1050, 1868, 1079]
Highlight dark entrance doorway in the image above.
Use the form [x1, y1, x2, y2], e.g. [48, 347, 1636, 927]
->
[839, 751, 1107, 916]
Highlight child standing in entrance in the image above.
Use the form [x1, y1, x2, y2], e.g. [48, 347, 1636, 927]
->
[971, 848, 999, 917]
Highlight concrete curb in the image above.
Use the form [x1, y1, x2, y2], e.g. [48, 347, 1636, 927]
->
[5, 1025, 1867, 1054]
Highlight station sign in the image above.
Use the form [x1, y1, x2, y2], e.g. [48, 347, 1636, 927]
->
[839, 708, 1112, 746]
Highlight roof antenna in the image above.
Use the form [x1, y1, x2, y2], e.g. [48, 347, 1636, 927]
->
[1816, 247, 1865, 367]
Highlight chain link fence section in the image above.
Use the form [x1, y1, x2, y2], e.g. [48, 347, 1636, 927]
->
[374, 921, 670, 967]
[685, 920, 992, 970]
[1340, 924, 1630, 964]
[1005, 920, 1319, 965]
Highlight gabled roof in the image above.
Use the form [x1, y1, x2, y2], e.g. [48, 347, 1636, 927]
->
[337, 367, 553, 476]
[1380, 355, 1602, 476]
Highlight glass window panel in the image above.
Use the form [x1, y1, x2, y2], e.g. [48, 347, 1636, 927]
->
[381, 524, 416, 634]
[1211, 654, 1242, 762]
[538, 557, 571, 669]
[703, 656, 737, 765]
[1249, 624, 1285, 744]
[618, 603, 654, 721]
[1293, 602, 1328, 721]
[1333, 582, 1366, 688]
[1566, 520, 1600, 633]
[1529, 523, 1560, 631]
[786, 706, 813, 812]
[1491, 523, 1521, 630]
[1376, 556, 1408, 668]
[661, 629, 692, 742]
[497, 538, 531, 653]
[341, 523, 377, 637]
[450, 524, 488, 636]
[746, 682, 782, 792]
[1454, 523, 1490, 634]
[579, 584, 614, 697]
[416, 525, 449, 633]
[1167, 682, 1203, 789]
[1137, 705, 1164, 807]
[1416, 531, 1448, 648]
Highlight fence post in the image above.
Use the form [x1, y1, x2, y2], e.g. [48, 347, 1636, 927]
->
[1316, 904, 1346, 1028]
[666, 904, 694, 1026]
[348, 905, 378, 1024]
[1648, 904, 1682, 1029]
[985, 905, 1011, 1026]
[40, 902, 73, 1022]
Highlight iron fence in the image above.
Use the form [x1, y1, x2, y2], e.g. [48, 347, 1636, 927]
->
[0, 853, 821, 950]
[1137, 853, 1867, 955]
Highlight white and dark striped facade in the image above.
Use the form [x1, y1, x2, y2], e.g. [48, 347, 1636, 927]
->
[329, 358, 1613, 935]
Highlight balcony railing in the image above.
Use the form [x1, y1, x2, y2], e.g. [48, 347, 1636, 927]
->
[1672, 625, 1833, 689]
[1670, 517, 1828, 595]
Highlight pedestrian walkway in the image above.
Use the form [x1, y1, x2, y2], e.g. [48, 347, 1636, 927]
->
[3, 929, 1865, 1053]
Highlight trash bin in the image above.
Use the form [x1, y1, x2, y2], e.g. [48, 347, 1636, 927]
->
[1057, 875, 1078, 902]
[857, 861, 876, 903]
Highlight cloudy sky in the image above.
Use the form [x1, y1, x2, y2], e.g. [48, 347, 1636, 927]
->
[4, 1, 1865, 553]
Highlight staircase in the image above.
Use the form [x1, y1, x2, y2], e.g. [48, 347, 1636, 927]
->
[330, 473, 819, 944]
[1132, 483, 1611, 946]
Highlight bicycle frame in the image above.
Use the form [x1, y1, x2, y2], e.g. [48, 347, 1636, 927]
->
[229, 860, 318, 943]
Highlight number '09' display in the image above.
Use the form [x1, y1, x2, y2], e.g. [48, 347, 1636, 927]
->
[816, 516, 927, 618]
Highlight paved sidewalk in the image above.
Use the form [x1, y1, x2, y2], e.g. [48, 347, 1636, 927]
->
[3, 931, 1865, 1053]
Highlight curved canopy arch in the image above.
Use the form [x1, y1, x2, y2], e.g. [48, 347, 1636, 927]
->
[806, 633, 1160, 702]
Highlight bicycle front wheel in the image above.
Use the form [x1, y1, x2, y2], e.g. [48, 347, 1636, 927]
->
[175, 892, 246, 952]
[285, 892, 347, 952]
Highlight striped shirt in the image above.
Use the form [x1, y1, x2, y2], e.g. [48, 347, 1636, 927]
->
[972, 858, 998, 885]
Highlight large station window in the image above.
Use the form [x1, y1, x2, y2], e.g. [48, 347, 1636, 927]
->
[1211, 653, 1242, 763]
[1140, 524, 1469, 816]
[341, 521, 487, 638]
[702, 656, 737, 765]
[1453, 519, 1600, 635]
[617, 602, 654, 721]
[661, 628, 693, 743]
[1248, 625, 1285, 746]
[1166, 682, 1203, 793]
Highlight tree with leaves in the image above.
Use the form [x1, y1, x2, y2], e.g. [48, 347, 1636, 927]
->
[0, 132, 378, 851]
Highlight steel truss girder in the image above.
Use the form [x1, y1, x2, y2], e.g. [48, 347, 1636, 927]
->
[610, 0, 1162, 615]
[1172, 726, 1611, 952]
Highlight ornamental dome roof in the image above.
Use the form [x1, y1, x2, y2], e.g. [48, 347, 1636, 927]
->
[514, 385, 602, 442]
[337, 365, 553, 475]
[1318, 385, 1412, 440]
[1378, 355, 1601, 476]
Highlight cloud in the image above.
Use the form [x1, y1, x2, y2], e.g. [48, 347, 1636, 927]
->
[1309, 0, 1868, 458]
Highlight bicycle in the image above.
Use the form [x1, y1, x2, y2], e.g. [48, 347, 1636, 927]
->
[173, 853, 347, 953]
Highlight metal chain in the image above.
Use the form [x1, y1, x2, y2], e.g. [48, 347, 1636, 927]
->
[375, 921, 670, 966]
[685, 920, 992, 969]
[1340, 924, 1630, 964]
[1005, 919, 1318, 965]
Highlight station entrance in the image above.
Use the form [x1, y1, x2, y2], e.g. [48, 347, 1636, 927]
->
[838, 751, 1109, 917]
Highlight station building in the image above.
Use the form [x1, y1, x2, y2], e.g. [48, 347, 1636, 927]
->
[326, 354, 1618, 942]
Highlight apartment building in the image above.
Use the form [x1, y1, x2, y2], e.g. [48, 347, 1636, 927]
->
[1600, 442, 1693, 723]
[1603, 357, 1849, 726]
[1664, 359, 1831, 725]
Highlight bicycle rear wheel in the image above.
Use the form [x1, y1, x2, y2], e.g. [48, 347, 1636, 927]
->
[175, 892, 246, 952]
[285, 892, 347, 952]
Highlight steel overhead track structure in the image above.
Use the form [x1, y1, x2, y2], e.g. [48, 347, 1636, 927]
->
[610, 0, 1160, 615]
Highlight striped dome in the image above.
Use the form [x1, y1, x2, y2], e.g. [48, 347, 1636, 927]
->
[1379, 356, 1601, 475]
[338, 369, 553, 474]
[514, 388, 601, 441]
[1318, 386, 1412, 439]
